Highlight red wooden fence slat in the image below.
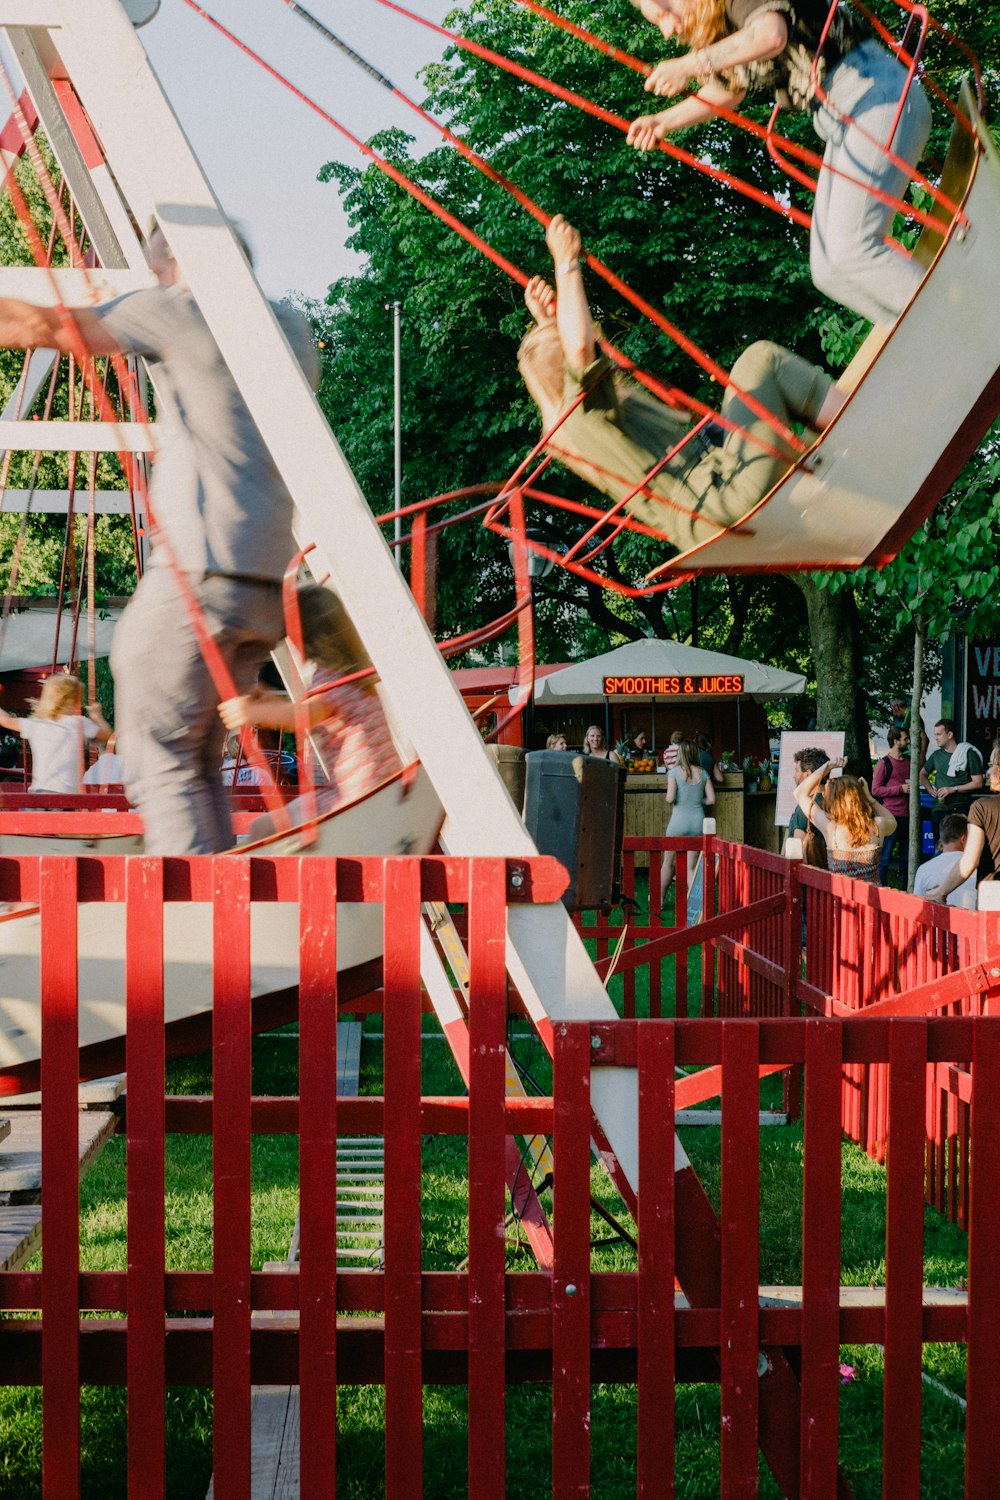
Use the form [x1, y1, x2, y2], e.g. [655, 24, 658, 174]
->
[382, 859, 425, 1499]
[552, 1023, 592, 1499]
[298, 858, 339, 1500]
[126, 859, 166, 1498]
[467, 859, 509, 1500]
[800, 1021, 843, 1499]
[675, 856, 689, 1017]
[965, 1017, 1000, 1498]
[882, 1021, 928, 1499]
[637, 1024, 675, 1499]
[701, 839, 717, 1017]
[211, 858, 253, 1499]
[720, 1022, 761, 1497]
[40, 857, 81, 1500]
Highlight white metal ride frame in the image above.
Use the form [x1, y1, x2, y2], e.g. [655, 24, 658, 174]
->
[0, 0, 653, 1191]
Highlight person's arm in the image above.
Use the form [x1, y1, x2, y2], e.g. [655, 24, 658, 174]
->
[0, 706, 22, 735]
[219, 688, 331, 733]
[858, 775, 895, 836]
[666, 771, 677, 805]
[940, 752, 985, 799]
[0, 298, 124, 356]
[544, 215, 596, 373]
[86, 702, 112, 744]
[927, 826, 984, 900]
[704, 774, 716, 808]
[919, 757, 936, 795]
[643, 11, 788, 100]
[627, 77, 746, 150]
[793, 757, 843, 837]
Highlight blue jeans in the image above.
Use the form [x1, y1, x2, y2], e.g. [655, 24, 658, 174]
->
[879, 817, 910, 884]
[811, 40, 932, 325]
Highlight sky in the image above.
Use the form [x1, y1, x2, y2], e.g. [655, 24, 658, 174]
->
[136, 0, 457, 300]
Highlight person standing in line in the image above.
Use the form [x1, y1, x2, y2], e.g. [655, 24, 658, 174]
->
[888, 692, 928, 761]
[0, 675, 111, 793]
[920, 718, 984, 847]
[0, 221, 319, 854]
[872, 726, 911, 884]
[696, 730, 724, 786]
[784, 746, 829, 855]
[661, 735, 715, 905]
[794, 755, 895, 884]
[662, 728, 684, 770]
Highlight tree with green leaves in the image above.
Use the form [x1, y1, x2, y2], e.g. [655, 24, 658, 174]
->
[306, 0, 999, 753]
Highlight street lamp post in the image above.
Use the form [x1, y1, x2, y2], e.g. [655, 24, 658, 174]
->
[508, 528, 555, 750]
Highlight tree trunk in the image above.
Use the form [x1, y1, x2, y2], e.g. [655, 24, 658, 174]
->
[908, 615, 926, 892]
[795, 578, 872, 774]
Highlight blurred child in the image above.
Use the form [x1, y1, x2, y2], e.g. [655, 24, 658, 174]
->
[219, 584, 400, 822]
[0, 674, 111, 793]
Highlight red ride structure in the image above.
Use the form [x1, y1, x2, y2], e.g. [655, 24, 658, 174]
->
[0, 2, 998, 1496]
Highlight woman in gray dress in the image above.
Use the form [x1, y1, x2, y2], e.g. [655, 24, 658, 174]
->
[661, 737, 715, 905]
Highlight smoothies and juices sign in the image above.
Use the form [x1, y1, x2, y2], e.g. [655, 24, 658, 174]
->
[603, 674, 745, 696]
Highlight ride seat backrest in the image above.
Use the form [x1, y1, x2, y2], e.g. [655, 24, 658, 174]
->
[834, 80, 981, 402]
[913, 77, 980, 270]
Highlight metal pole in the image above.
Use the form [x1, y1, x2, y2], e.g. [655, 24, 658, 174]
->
[387, 299, 402, 566]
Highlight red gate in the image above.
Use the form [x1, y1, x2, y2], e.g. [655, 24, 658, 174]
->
[0, 851, 998, 1495]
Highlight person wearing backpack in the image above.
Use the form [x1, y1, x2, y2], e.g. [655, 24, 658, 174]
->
[872, 726, 911, 884]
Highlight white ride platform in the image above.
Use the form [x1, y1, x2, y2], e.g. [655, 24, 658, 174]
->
[0, 765, 442, 1073]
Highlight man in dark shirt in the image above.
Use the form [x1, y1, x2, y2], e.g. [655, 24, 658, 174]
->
[920, 718, 985, 846]
[926, 744, 1000, 902]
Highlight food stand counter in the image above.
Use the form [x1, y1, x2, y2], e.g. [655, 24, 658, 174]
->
[622, 771, 779, 862]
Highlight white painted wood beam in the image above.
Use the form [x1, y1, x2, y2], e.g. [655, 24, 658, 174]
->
[46, 1, 643, 1188]
[0, 421, 155, 451]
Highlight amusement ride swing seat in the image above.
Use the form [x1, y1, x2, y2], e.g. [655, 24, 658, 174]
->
[285, 0, 996, 585]
[645, 80, 1000, 580]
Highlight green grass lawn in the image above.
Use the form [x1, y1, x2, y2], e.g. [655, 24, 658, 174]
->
[0, 884, 971, 1498]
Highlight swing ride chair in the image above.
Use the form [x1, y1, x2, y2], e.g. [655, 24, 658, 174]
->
[0, 7, 991, 1493]
[211, 0, 1000, 591]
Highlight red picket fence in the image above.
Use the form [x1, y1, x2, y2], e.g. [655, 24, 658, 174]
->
[0, 849, 998, 1494]
[581, 836, 1000, 1223]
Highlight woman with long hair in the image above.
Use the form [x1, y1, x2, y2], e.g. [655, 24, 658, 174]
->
[661, 735, 715, 904]
[793, 754, 895, 883]
[582, 723, 623, 764]
[627, 0, 931, 326]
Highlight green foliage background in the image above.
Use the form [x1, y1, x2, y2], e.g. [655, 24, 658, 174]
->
[302, 0, 1000, 734]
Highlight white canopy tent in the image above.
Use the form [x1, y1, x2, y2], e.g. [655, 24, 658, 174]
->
[0, 610, 121, 674]
[532, 638, 806, 705]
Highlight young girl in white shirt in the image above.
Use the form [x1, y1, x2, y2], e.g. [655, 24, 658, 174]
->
[0, 673, 112, 793]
